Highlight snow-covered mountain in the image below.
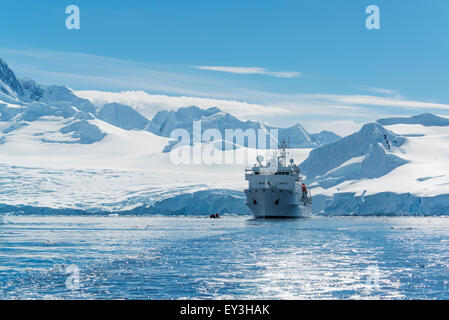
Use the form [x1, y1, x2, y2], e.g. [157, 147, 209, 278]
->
[148, 106, 226, 136]
[1, 58, 340, 151]
[311, 130, 341, 145]
[300, 122, 407, 188]
[1, 59, 96, 113]
[148, 106, 339, 151]
[98, 102, 151, 130]
[0, 58, 103, 145]
[0, 59, 25, 99]
[2, 57, 449, 216]
[377, 113, 449, 127]
[301, 114, 449, 215]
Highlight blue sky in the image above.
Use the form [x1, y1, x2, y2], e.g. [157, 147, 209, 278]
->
[1, 0, 448, 134]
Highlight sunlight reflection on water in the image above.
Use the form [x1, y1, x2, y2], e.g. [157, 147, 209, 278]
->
[1, 214, 449, 299]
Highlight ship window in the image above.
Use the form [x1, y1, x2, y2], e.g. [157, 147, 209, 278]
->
[275, 199, 280, 205]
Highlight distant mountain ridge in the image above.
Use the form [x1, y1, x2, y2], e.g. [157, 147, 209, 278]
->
[98, 102, 150, 130]
[311, 130, 341, 145]
[377, 113, 449, 127]
[0, 58, 341, 151]
[147, 106, 340, 151]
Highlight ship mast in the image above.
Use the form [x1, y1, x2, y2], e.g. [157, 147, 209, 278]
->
[278, 138, 288, 167]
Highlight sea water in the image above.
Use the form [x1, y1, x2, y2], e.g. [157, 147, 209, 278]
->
[1, 214, 449, 299]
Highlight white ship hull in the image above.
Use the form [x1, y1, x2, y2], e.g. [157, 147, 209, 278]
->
[244, 188, 312, 218]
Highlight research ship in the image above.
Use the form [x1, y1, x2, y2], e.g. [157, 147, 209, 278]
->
[244, 140, 312, 218]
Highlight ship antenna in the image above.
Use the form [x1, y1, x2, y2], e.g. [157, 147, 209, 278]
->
[279, 138, 288, 167]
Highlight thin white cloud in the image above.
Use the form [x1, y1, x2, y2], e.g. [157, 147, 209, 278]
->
[75, 90, 291, 119]
[194, 66, 301, 78]
[361, 86, 400, 97]
[3, 46, 449, 137]
[4, 47, 448, 115]
[300, 94, 449, 111]
[0, 47, 269, 100]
